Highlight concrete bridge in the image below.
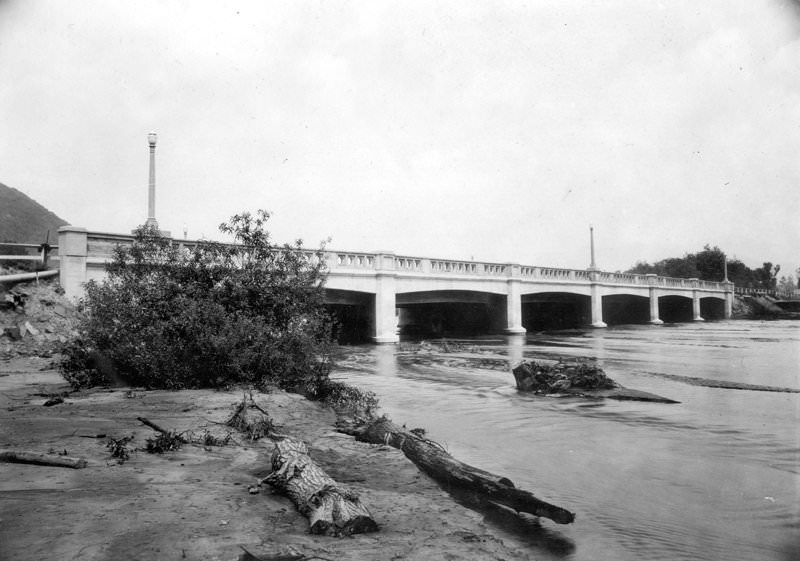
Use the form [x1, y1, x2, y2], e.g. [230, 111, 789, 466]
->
[58, 226, 734, 343]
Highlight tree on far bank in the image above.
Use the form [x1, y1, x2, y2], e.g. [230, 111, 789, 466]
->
[776, 275, 797, 298]
[626, 244, 780, 290]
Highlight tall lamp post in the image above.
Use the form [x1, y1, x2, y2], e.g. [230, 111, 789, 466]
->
[588, 225, 598, 271]
[145, 132, 159, 230]
[722, 252, 734, 320]
[587, 225, 606, 327]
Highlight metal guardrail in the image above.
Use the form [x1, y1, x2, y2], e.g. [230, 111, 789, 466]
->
[0, 243, 57, 266]
[734, 287, 778, 297]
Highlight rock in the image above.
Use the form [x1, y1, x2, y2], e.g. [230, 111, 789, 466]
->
[3, 326, 22, 341]
[23, 321, 40, 337]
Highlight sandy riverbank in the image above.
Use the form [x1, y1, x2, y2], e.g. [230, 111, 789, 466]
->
[0, 356, 535, 561]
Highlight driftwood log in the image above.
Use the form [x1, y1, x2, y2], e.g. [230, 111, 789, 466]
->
[338, 416, 575, 524]
[0, 450, 88, 469]
[263, 436, 378, 537]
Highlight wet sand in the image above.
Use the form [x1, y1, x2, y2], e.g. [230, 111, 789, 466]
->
[0, 356, 533, 561]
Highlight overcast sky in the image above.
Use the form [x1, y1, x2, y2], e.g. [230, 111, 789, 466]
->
[1, 1, 799, 273]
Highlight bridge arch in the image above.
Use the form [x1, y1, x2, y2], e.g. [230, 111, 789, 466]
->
[659, 295, 694, 323]
[521, 292, 590, 331]
[601, 293, 651, 326]
[395, 290, 506, 338]
[324, 288, 374, 343]
[700, 296, 726, 320]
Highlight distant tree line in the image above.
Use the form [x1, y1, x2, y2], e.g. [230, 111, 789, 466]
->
[626, 245, 791, 291]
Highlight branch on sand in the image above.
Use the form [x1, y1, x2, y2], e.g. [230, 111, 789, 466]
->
[136, 416, 189, 442]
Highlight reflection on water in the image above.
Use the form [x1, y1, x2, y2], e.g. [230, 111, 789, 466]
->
[332, 320, 800, 561]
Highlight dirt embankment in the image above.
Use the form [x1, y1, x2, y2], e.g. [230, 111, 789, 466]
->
[0, 275, 78, 360]
[732, 294, 798, 319]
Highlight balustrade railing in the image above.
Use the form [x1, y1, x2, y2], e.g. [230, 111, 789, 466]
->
[318, 250, 729, 290]
[333, 253, 375, 269]
[395, 257, 422, 271]
[483, 264, 507, 275]
[68, 231, 731, 292]
[430, 260, 479, 274]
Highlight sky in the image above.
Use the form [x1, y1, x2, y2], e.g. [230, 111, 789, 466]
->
[1, 1, 799, 274]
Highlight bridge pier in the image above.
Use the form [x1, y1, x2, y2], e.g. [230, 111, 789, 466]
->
[373, 254, 400, 343]
[647, 274, 663, 325]
[691, 280, 704, 322]
[724, 284, 734, 319]
[504, 271, 526, 334]
[589, 274, 607, 328]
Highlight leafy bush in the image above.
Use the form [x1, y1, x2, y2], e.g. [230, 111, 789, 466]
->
[60, 210, 340, 395]
[59, 337, 108, 390]
[145, 432, 184, 454]
[310, 378, 379, 417]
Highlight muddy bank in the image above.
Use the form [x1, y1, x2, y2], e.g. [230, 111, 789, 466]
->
[0, 356, 537, 561]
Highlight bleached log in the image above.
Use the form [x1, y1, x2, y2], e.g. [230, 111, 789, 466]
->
[264, 437, 378, 536]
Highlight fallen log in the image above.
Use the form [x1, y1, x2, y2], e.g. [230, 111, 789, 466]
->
[263, 436, 379, 537]
[337, 416, 575, 525]
[0, 450, 88, 469]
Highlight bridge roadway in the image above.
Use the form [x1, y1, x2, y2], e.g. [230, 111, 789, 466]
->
[58, 227, 734, 344]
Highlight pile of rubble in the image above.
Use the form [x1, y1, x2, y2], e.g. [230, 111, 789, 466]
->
[512, 360, 619, 394]
[0, 273, 80, 360]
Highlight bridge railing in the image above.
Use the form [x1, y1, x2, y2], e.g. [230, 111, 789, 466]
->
[734, 286, 777, 297]
[58, 229, 732, 301]
[323, 252, 729, 290]
[331, 252, 376, 269]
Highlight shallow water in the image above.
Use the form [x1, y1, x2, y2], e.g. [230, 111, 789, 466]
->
[332, 320, 800, 561]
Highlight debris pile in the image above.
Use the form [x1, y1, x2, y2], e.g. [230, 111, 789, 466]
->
[512, 360, 680, 403]
[0, 275, 79, 359]
[512, 360, 618, 394]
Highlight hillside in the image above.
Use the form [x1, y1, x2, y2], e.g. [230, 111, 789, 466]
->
[0, 182, 69, 243]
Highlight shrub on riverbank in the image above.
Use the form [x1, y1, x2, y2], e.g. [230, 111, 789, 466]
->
[59, 211, 376, 409]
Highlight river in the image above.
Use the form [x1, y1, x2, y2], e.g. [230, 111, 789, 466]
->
[331, 320, 800, 561]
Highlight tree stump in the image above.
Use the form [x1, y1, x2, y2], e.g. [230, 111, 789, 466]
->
[264, 437, 378, 537]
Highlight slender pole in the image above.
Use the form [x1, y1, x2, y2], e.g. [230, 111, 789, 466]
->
[146, 132, 158, 229]
[723, 254, 729, 282]
[589, 225, 597, 271]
